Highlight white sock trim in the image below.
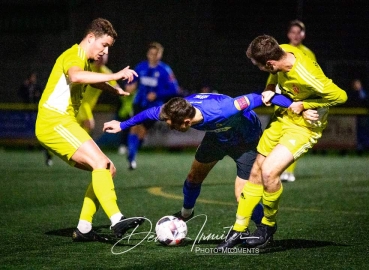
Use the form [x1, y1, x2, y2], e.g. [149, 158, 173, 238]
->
[110, 213, 124, 226]
[77, 220, 92, 234]
[181, 207, 193, 218]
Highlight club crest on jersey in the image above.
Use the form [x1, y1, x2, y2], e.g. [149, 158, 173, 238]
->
[235, 96, 249, 110]
[292, 84, 300, 94]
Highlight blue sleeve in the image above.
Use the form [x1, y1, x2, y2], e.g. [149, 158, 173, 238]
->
[270, 94, 293, 107]
[245, 93, 292, 110]
[119, 106, 161, 130]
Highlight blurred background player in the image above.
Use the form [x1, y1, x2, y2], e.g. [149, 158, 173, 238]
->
[277, 19, 317, 182]
[76, 54, 118, 135]
[18, 71, 42, 104]
[116, 86, 136, 156]
[103, 92, 294, 224]
[346, 79, 369, 154]
[18, 71, 53, 166]
[125, 41, 180, 169]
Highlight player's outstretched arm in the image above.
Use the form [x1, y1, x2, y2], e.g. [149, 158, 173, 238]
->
[103, 106, 162, 133]
[245, 93, 293, 110]
[68, 66, 138, 85]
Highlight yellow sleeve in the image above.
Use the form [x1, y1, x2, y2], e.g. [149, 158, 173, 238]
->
[302, 81, 347, 109]
[266, 73, 278, 87]
[301, 62, 347, 109]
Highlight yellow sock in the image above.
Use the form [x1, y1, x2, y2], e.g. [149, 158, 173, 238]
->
[92, 169, 120, 218]
[233, 182, 263, 232]
[285, 162, 296, 173]
[261, 185, 283, 227]
[79, 182, 100, 223]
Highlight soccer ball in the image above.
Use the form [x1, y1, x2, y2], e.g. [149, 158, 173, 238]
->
[155, 216, 188, 246]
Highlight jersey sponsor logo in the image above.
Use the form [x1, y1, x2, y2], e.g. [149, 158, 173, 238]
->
[235, 96, 249, 110]
[140, 76, 158, 87]
[206, 127, 232, 133]
[194, 94, 210, 99]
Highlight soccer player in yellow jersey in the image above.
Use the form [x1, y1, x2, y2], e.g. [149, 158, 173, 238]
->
[275, 19, 317, 182]
[217, 35, 347, 250]
[35, 18, 144, 242]
[77, 54, 117, 133]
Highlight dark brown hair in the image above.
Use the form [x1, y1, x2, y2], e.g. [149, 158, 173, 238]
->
[85, 18, 117, 40]
[160, 97, 196, 126]
[246, 35, 285, 65]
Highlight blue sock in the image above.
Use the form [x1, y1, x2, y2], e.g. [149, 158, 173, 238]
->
[183, 179, 202, 209]
[127, 134, 140, 162]
[251, 203, 264, 225]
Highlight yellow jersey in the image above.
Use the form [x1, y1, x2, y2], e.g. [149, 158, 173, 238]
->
[77, 64, 117, 122]
[38, 44, 90, 118]
[266, 44, 347, 128]
[295, 44, 316, 61]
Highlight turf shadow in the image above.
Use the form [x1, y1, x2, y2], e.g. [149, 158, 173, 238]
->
[45, 225, 143, 246]
[260, 238, 350, 254]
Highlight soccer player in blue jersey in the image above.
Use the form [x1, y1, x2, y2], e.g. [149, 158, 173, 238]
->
[103, 92, 293, 224]
[124, 42, 180, 169]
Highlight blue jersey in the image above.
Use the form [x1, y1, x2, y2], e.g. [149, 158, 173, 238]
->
[131, 61, 179, 108]
[185, 93, 261, 144]
[119, 93, 293, 145]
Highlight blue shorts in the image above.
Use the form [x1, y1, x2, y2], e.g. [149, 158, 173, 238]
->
[195, 133, 258, 180]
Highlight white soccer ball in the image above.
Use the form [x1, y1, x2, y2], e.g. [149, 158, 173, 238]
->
[155, 215, 188, 246]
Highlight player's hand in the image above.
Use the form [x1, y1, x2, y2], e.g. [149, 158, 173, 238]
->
[302, 109, 319, 121]
[115, 86, 130, 96]
[147, 92, 157, 102]
[107, 158, 117, 177]
[103, 120, 122, 133]
[262, 90, 275, 106]
[288, 101, 304, 114]
[115, 66, 138, 83]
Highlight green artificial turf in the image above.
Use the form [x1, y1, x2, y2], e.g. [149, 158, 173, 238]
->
[0, 148, 368, 269]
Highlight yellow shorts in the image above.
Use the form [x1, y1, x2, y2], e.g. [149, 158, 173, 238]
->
[257, 114, 324, 160]
[36, 110, 91, 166]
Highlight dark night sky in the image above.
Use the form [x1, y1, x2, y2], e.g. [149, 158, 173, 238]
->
[1, 0, 369, 101]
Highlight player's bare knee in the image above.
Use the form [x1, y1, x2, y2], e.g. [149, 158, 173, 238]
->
[93, 156, 111, 170]
[187, 171, 205, 184]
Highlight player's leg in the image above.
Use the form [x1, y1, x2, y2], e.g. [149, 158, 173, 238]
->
[232, 145, 264, 225]
[216, 120, 282, 250]
[280, 161, 297, 182]
[216, 154, 265, 250]
[175, 159, 217, 220]
[175, 134, 221, 221]
[117, 116, 130, 155]
[246, 124, 321, 248]
[127, 124, 146, 169]
[73, 139, 145, 238]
